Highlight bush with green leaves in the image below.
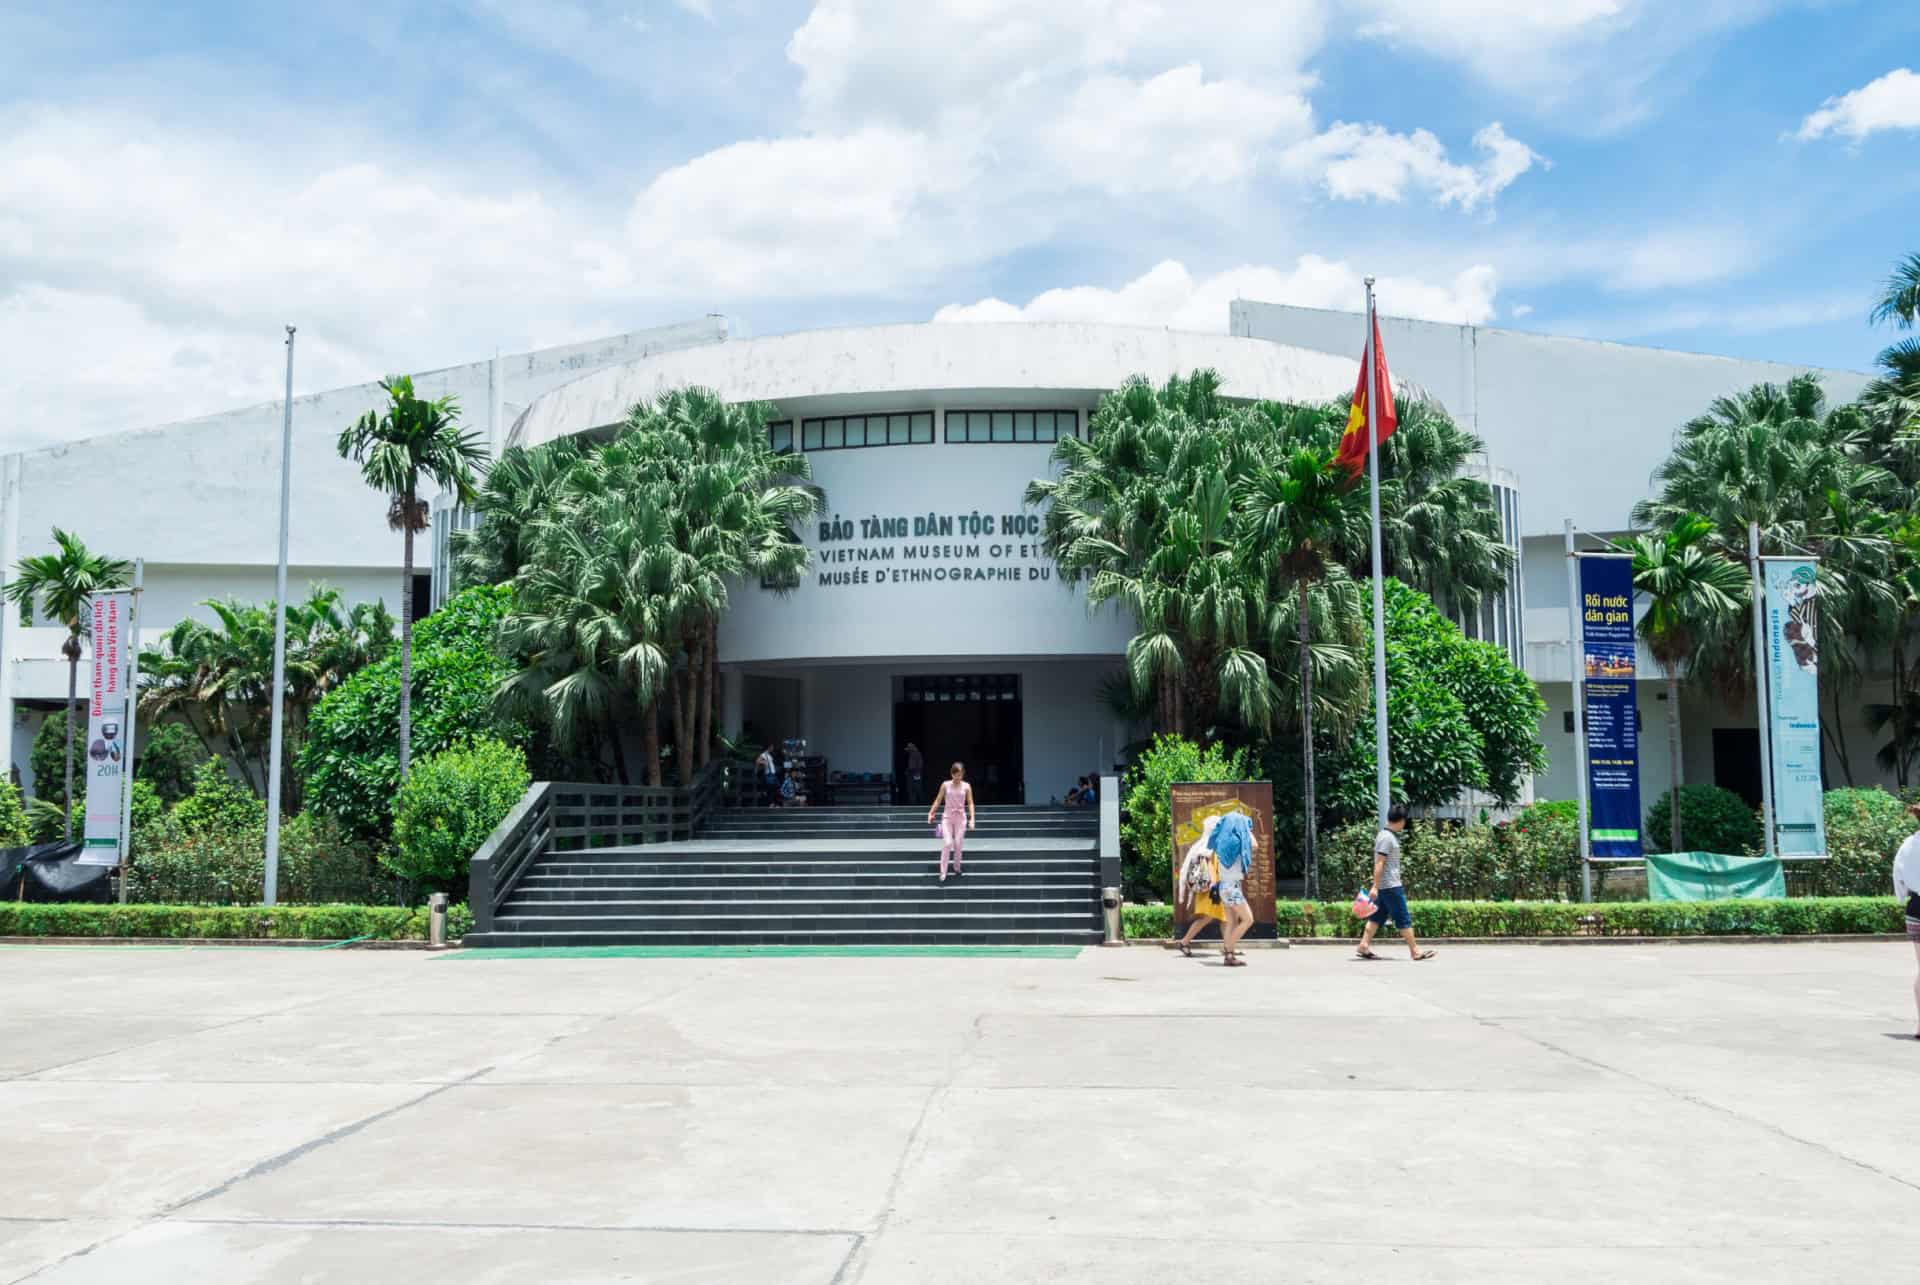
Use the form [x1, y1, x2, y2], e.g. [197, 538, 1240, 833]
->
[136, 722, 209, 805]
[0, 901, 470, 941]
[1644, 783, 1762, 855]
[128, 807, 390, 906]
[168, 760, 266, 839]
[1802, 788, 1914, 897]
[1118, 734, 1254, 901]
[28, 708, 80, 807]
[303, 584, 529, 838]
[0, 778, 27, 848]
[388, 738, 531, 893]
[1319, 803, 1584, 903]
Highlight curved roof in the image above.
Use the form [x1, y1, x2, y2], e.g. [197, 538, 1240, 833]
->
[513, 321, 1358, 446]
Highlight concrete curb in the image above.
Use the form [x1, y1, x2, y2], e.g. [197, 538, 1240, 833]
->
[0, 935, 441, 950]
[1125, 934, 1909, 947]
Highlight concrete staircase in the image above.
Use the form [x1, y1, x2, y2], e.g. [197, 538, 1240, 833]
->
[465, 804, 1104, 947]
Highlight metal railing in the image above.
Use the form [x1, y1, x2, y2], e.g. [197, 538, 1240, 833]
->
[468, 760, 727, 934]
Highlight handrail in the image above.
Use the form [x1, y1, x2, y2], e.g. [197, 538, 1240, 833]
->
[466, 762, 732, 933]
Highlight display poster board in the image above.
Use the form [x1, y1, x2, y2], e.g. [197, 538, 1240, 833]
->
[78, 592, 132, 867]
[1763, 559, 1827, 857]
[1579, 556, 1643, 858]
[1169, 781, 1276, 935]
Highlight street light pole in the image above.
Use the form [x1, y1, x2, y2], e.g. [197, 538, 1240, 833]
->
[264, 326, 295, 906]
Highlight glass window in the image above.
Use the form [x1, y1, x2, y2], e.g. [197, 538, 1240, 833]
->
[768, 421, 794, 453]
[943, 409, 1079, 444]
[823, 418, 844, 448]
[845, 417, 867, 448]
[802, 421, 822, 450]
[796, 411, 932, 451]
[991, 412, 1014, 442]
[1014, 411, 1034, 442]
[888, 414, 909, 445]
[911, 413, 933, 443]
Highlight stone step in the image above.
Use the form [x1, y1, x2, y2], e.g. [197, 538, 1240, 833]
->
[518, 873, 1097, 892]
[490, 910, 1102, 933]
[464, 927, 1104, 947]
[499, 895, 1098, 917]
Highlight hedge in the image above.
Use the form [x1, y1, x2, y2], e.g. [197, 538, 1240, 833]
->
[1121, 896, 1904, 940]
[0, 902, 473, 942]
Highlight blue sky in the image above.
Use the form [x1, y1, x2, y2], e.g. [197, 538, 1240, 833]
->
[3, 0, 1918, 448]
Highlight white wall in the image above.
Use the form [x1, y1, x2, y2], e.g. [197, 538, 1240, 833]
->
[720, 435, 1136, 665]
[1231, 302, 1872, 539]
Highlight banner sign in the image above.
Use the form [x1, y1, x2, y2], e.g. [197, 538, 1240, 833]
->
[78, 591, 132, 867]
[1579, 556, 1643, 857]
[1169, 782, 1276, 936]
[1763, 559, 1827, 856]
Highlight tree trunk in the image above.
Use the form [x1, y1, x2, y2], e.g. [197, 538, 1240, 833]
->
[608, 713, 631, 786]
[1895, 638, 1910, 790]
[689, 629, 709, 772]
[398, 507, 415, 781]
[701, 616, 718, 767]
[643, 700, 662, 788]
[63, 640, 78, 842]
[1666, 672, 1682, 854]
[1298, 580, 1317, 902]
[668, 650, 692, 788]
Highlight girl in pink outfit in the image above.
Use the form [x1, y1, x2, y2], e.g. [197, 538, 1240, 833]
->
[927, 761, 976, 882]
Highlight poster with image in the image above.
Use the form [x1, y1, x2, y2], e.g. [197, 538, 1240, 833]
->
[1579, 556, 1642, 858]
[1169, 781, 1276, 936]
[78, 592, 132, 867]
[1763, 559, 1827, 857]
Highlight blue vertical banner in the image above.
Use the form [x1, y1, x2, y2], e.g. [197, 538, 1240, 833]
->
[1763, 559, 1827, 856]
[1580, 556, 1642, 857]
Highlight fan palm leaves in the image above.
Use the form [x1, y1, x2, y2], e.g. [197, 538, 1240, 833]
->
[453, 438, 581, 589]
[337, 375, 488, 780]
[1870, 251, 1920, 331]
[4, 528, 132, 839]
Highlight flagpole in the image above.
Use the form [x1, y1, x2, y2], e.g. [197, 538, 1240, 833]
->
[264, 325, 295, 907]
[1365, 279, 1391, 827]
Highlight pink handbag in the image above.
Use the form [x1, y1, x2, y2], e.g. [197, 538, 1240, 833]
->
[1350, 891, 1375, 919]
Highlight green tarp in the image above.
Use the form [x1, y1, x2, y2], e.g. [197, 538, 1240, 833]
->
[1645, 851, 1786, 902]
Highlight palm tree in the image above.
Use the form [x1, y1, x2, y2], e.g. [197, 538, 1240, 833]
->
[453, 438, 581, 589]
[1871, 251, 1920, 330]
[4, 529, 131, 839]
[337, 376, 487, 780]
[1615, 515, 1750, 852]
[1368, 393, 1514, 616]
[1237, 422, 1368, 899]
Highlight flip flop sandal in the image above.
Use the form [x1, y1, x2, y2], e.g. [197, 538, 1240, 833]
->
[1414, 949, 1437, 961]
[1176, 941, 1194, 957]
[1355, 948, 1381, 960]
[1224, 953, 1247, 967]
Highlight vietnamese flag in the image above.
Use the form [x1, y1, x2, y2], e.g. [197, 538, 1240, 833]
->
[1334, 310, 1397, 479]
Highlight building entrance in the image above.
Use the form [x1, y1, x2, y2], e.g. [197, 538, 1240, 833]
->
[894, 674, 1024, 806]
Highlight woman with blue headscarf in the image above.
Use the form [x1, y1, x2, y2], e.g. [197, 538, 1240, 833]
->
[1210, 810, 1257, 967]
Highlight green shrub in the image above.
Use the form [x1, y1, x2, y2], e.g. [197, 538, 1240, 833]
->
[137, 722, 209, 805]
[0, 902, 446, 941]
[388, 738, 531, 893]
[1118, 735, 1254, 902]
[302, 584, 528, 838]
[28, 708, 80, 806]
[1804, 788, 1914, 897]
[1645, 784, 1762, 854]
[0, 778, 27, 848]
[25, 793, 73, 844]
[1318, 804, 1584, 903]
[1119, 896, 1902, 940]
[170, 760, 266, 840]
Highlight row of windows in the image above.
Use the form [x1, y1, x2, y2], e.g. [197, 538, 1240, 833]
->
[902, 674, 1020, 702]
[767, 409, 1078, 453]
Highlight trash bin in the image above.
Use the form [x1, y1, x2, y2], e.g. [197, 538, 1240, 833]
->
[1101, 886, 1122, 947]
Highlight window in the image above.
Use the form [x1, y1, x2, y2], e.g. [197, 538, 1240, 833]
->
[798, 411, 932, 451]
[903, 674, 1019, 703]
[944, 409, 1078, 444]
[767, 420, 794, 453]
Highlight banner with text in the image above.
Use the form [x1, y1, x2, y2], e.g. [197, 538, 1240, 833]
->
[1580, 556, 1642, 857]
[78, 591, 132, 867]
[1763, 559, 1827, 856]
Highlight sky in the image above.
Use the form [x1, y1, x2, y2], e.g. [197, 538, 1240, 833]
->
[3, 0, 1918, 450]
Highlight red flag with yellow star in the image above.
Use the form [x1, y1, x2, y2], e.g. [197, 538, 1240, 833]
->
[1334, 310, 1397, 479]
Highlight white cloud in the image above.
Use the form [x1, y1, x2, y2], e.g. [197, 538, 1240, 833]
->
[1510, 304, 1534, 318]
[1604, 227, 1757, 292]
[1041, 66, 1315, 192]
[933, 257, 1499, 330]
[1283, 121, 1540, 209]
[1795, 68, 1920, 141]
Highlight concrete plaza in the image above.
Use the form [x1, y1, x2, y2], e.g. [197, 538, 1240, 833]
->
[1, 939, 1915, 1283]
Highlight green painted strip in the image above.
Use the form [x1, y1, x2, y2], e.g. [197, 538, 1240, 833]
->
[1590, 828, 1638, 840]
[437, 945, 1085, 961]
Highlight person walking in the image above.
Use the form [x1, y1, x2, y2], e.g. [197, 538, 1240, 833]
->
[1211, 811, 1256, 967]
[1356, 805, 1435, 961]
[904, 741, 925, 803]
[927, 761, 975, 883]
[1896, 805, 1920, 1039]
[1172, 814, 1226, 956]
[755, 744, 779, 809]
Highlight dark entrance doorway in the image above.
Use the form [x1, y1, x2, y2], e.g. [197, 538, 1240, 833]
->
[1712, 728, 1763, 807]
[894, 674, 1024, 805]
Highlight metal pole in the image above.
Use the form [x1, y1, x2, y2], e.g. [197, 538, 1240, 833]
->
[1566, 520, 1592, 902]
[116, 559, 142, 904]
[1365, 278, 1391, 827]
[1748, 521, 1777, 859]
[264, 326, 295, 907]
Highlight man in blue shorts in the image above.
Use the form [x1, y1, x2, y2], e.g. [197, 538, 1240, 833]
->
[1357, 805, 1436, 961]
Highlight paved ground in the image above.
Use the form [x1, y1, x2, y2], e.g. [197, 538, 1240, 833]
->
[1, 939, 1916, 1284]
